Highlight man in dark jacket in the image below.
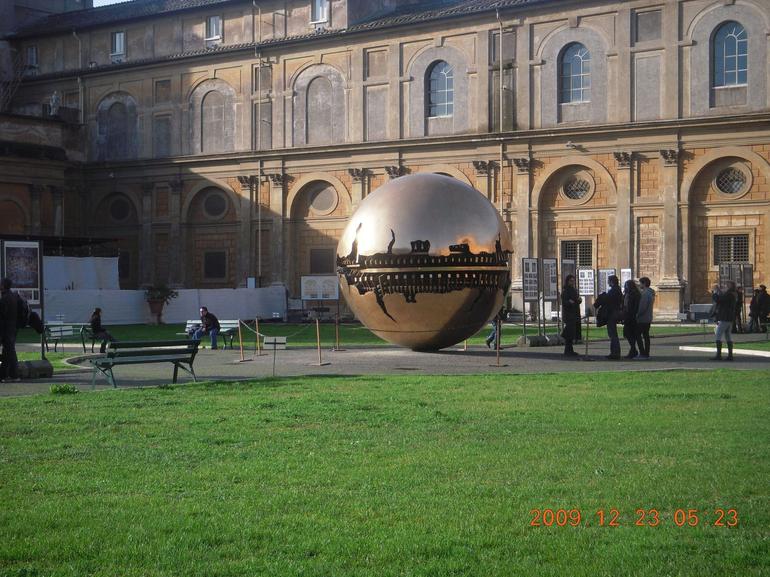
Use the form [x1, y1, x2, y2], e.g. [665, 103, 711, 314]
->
[711, 281, 737, 361]
[758, 285, 769, 333]
[561, 274, 582, 356]
[595, 275, 623, 359]
[0, 278, 20, 382]
[192, 306, 221, 349]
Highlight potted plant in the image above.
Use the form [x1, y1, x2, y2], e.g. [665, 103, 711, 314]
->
[144, 284, 178, 324]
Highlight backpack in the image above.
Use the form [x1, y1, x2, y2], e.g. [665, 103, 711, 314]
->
[16, 294, 30, 328]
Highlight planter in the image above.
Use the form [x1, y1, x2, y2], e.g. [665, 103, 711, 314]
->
[148, 299, 165, 324]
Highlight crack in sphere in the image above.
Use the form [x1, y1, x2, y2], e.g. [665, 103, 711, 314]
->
[337, 173, 512, 351]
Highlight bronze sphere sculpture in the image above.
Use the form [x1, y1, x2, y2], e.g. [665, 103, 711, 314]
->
[337, 173, 512, 351]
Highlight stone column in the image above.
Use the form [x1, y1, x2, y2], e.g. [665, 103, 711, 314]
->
[29, 185, 43, 234]
[613, 151, 633, 269]
[267, 173, 286, 285]
[168, 179, 184, 287]
[657, 149, 684, 319]
[236, 176, 255, 286]
[348, 168, 367, 210]
[511, 157, 531, 311]
[140, 182, 154, 286]
[473, 161, 492, 200]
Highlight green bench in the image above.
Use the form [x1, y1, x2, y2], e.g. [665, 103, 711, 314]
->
[44, 322, 89, 353]
[89, 339, 199, 388]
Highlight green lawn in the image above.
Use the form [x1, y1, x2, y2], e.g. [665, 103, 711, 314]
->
[17, 322, 710, 349]
[734, 338, 770, 351]
[1, 370, 768, 576]
[17, 352, 79, 372]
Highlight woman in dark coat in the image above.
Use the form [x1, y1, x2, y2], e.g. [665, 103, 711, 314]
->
[561, 274, 582, 356]
[622, 280, 641, 358]
[90, 307, 115, 353]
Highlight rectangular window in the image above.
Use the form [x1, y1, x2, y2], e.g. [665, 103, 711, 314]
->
[118, 250, 130, 280]
[206, 15, 222, 41]
[713, 234, 749, 265]
[111, 31, 125, 61]
[25, 45, 38, 67]
[311, 0, 329, 23]
[204, 251, 227, 279]
[310, 248, 334, 274]
[561, 240, 593, 267]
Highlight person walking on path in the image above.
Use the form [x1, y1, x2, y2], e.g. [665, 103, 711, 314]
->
[635, 277, 655, 359]
[485, 307, 507, 349]
[0, 278, 20, 382]
[192, 306, 221, 349]
[711, 281, 737, 361]
[89, 307, 115, 354]
[622, 280, 641, 358]
[561, 274, 582, 357]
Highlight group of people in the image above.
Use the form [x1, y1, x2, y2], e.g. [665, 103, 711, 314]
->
[562, 274, 656, 360]
[710, 282, 768, 360]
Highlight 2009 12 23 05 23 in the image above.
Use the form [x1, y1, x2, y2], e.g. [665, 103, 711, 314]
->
[529, 508, 738, 527]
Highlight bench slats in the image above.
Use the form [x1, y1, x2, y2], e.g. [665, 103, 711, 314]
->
[89, 339, 199, 388]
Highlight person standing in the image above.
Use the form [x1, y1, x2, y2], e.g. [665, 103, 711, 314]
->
[622, 280, 641, 358]
[192, 306, 220, 349]
[711, 281, 737, 361]
[603, 275, 623, 359]
[0, 278, 20, 382]
[89, 307, 115, 353]
[561, 274, 582, 357]
[748, 288, 761, 333]
[635, 277, 655, 359]
[758, 284, 769, 333]
[733, 285, 745, 333]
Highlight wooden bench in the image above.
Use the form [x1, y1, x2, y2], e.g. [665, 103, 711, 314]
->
[44, 322, 89, 353]
[181, 319, 240, 349]
[89, 339, 199, 388]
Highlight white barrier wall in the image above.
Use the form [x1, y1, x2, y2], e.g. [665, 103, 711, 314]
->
[42, 285, 288, 325]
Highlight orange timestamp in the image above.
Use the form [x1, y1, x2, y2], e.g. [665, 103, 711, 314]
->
[529, 508, 739, 527]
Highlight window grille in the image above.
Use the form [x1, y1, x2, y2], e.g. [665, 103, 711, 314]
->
[204, 251, 227, 279]
[713, 21, 747, 87]
[713, 234, 749, 265]
[563, 178, 591, 200]
[561, 240, 593, 267]
[559, 43, 591, 103]
[715, 167, 746, 195]
[310, 248, 334, 274]
[428, 61, 454, 117]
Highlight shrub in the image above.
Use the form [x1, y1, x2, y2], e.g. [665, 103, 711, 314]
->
[49, 384, 79, 395]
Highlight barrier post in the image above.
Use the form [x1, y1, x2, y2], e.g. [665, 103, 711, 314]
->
[313, 318, 329, 366]
[255, 317, 264, 356]
[238, 320, 246, 362]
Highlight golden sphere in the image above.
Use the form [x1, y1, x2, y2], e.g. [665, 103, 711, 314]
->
[337, 173, 512, 350]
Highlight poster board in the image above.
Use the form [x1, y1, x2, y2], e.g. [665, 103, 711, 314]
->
[522, 258, 540, 302]
[578, 268, 595, 297]
[597, 268, 616, 295]
[1, 240, 41, 304]
[620, 268, 633, 286]
[560, 259, 576, 290]
[301, 275, 339, 301]
[541, 258, 558, 302]
[742, 264, 754, 291]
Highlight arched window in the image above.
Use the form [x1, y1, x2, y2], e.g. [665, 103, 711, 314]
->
[713, 21, 747, 87]
[428, 61, 453, 117]
[559, 43, 591, 104]
[306, 76, 333, 145]
[201, 91, 225, 153]
[106, 102, 128, 159]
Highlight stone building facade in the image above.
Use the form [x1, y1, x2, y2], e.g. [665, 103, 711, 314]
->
[1, 0, 769, 319]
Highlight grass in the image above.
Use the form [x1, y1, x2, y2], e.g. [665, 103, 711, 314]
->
[17, 322, 710, 349]
[0, 370, 768, 576]
[734, 339, 770, 351]
[17, 352, 81, 372]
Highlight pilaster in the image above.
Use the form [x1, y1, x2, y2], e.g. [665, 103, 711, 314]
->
[267, 173, 287, 284]
[348, 168, 368, 209]
[140, 182, 154, 286]
[613, 151, 632, 269]
[236, 176, 256, 286]
[658, 149, 685, 319]
[168, 179, 184, 287]
[511, 157, 532, 311]
[29, 185, 43, 234]
[472, 160, 492, 200]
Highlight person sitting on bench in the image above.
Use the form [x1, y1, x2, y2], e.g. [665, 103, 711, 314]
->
[90, 307, 115, 353]
[192, 306, 220, 349]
